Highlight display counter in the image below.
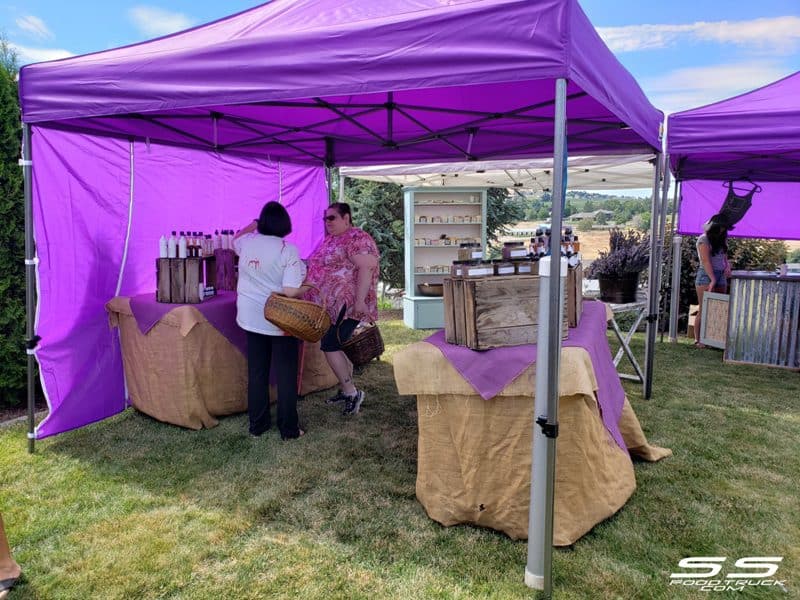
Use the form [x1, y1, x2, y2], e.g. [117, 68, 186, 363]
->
[106, 292, 339, 429]
[726, 271, 800, 369]
[393, 300, 671, 546]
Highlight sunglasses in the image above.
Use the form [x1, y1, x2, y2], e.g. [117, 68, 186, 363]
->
[323, 214, 338, 222]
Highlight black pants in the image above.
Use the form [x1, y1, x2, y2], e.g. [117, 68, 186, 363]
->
[245, 331, 300, 438]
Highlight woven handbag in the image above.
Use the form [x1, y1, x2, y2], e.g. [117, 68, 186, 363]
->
[263, 286, 331, 342]
[341, 321, 384, 366]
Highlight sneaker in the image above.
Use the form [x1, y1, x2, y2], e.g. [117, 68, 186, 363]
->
[342, 390, 364, 416]
[325, 389, 348, 405]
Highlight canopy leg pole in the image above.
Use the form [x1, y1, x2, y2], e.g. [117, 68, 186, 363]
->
[668, 181, 683, 341]
[22, 123, 37, 453]
[338, 171, 346, 203]
[525, 77, 567, 598]
[643, 154, 665, 399]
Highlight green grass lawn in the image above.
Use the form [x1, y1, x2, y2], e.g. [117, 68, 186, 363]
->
[1, 322, 799, 599]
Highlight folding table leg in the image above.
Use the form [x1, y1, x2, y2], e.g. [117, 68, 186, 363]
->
[610, 314, 645, 383]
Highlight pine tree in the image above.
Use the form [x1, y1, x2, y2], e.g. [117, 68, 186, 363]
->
[0, 41, 24, 406]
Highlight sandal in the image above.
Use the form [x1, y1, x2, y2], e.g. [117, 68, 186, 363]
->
[693, 341, 706, 348]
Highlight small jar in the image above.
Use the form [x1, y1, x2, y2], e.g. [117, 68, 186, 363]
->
[418, 215, 428, 223]
[512, 259, 535, 275]
[502, 241, 529, 260]
[493, 259, 515, 276]
[450, 259, 469, 277]
[458, 242, 483, 261]
[572, 236, 580, 253]
[463, 260, 494, 278]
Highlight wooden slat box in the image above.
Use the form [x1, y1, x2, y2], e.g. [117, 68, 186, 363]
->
[156, 257, 204, 303]
[444, 275, 568, 350]
[567, 263, 583, 328]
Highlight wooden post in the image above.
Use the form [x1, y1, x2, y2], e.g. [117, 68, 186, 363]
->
[169, 258, 186, 303]
[185, 257, 202, 303]
[156, 258, 172, 302]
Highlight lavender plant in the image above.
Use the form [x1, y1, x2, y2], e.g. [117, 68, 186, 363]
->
[586, 228, 651, 279]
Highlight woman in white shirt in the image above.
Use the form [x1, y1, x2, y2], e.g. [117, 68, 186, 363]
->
[233, 202, 307, 440]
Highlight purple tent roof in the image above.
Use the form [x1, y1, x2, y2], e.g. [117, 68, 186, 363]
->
[668, 71, 800, 182]
[20, 0, 662, 165]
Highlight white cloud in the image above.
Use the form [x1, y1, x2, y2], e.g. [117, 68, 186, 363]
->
[16, 15, 54, 40]
[128, 5, 194, 38]
[643, 61, 791, 114]
[11, 42, 74, 65]
[598, 16, 800, 55]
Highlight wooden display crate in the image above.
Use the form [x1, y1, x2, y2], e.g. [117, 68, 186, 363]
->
[156, 257, 205, 303]
[443, 275, 568, 349]
[567, 263, 583, 328]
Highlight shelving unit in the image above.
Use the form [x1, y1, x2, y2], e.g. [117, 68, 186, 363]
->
[403, 188, 487, 329]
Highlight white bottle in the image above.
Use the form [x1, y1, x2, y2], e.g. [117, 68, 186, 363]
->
[178, 232, 187, 258]
[167, 231, 177, 258]
[223, 229, 231, 250]
[214, 230, 221, 250]
[159, 235, 168, 258]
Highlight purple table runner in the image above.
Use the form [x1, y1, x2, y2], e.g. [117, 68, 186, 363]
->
[129, 291, 247, 355]
[425, 301, 626, 452]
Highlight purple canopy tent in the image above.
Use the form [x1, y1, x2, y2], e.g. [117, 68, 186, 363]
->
[20, 0, 663, 592]
[665, 71, 800, 339]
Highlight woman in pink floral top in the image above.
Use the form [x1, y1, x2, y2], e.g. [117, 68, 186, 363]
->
[305, 202, 379, 416]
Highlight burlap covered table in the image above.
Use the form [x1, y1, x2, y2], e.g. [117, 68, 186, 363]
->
[106, 295, 338, 429]
[393, 332, 670, 546]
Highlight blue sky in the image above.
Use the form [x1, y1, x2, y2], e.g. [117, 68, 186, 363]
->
[4, 1, 799, 195]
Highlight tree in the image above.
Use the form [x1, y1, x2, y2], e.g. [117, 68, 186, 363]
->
[576, 218, 593, 232]
[485, 188, 526, 245]
[346, 179, 405, 290]
[0, 36, 24, 406]
[594, 211, 608, 225]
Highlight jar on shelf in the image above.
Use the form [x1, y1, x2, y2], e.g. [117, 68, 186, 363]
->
[512, 258, 535, 275]
[450, 260, 469, 277]
[502, 241, 529, 260]
[418, 215, 428, 223]
[493, 259, 515, 276]
[463, 260, 494, 278]
[458, 242, 483, 261]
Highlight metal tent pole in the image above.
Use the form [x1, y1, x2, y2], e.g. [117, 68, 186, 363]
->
[668, 181, 683, 341]
[338, 171, 346, 203]
[22, 123, 38, 453]
[643, 154, 664, 399]
[525, 77, 567, 598]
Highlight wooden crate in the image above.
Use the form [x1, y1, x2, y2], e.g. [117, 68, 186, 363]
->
[444, 275, 568, 350]
[567, 263, 583, 328]
[156, 257, 203, 303]
[215, 249, 237, 291]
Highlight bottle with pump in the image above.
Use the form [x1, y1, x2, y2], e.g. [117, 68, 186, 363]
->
[168, 231, 177, 258]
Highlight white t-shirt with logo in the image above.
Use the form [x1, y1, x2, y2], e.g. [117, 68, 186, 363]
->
[233, 233, 306, 336]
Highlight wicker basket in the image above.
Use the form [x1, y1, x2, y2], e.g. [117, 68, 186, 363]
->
[263, 289, 331, 342]
[341, 322, 384, 366]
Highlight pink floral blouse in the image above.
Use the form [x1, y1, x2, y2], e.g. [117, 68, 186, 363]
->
[305, 227, 379, 323]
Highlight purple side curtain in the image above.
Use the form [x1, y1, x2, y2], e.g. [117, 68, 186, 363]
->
[32, 127, 327, 438]
[677, 179, 800, 241]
